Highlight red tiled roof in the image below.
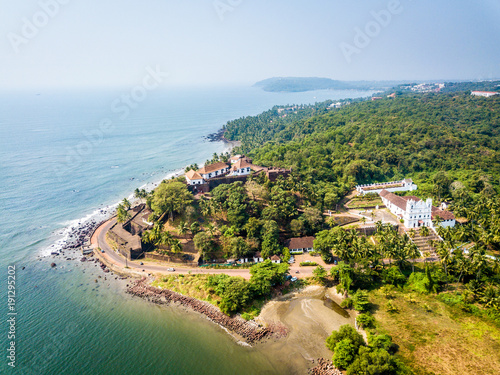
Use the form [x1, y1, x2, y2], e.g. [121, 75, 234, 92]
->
[270, 255, 281, 261]
[286, 236, 315, 249]
[431, 206, 455, 221]
[379, 190, 415, 211]
[185, 169, 203, 180]
[198, 161, 229, 174]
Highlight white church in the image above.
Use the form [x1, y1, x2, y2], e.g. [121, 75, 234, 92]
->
[379, 189, 455, 229]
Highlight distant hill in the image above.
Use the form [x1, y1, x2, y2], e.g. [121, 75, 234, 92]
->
[253, 77, 405, 92]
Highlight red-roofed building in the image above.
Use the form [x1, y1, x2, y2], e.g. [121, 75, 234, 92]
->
[379, 189, 455, 229]
[471, 91, 499, 98]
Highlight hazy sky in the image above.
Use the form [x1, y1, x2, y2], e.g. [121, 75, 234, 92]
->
[1, 0, 499, 89]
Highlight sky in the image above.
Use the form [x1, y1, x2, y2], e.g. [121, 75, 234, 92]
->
[0, 0, 499, 89]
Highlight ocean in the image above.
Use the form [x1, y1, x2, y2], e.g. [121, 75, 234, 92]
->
[0, 86, 374, 374]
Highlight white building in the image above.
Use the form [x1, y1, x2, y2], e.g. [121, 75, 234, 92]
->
[270, 255, 281, 264]
[379, 189, 455, 229]
[253, 251, 263, 263]
[286, 237, 315, 253]
[228, 156, 264, 176]
[356, 179, 417, 196]
[185, 170, 205, 185]
[471, 91, 499, 98]
[197, 161, 230, 180]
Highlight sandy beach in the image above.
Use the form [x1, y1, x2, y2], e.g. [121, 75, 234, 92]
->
[254, 285, 359, 373]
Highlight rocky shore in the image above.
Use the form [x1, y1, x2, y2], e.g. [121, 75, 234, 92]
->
[308, 358, 342, 375]
[127, 279, 288, 344]
[204, 128, 225, 142]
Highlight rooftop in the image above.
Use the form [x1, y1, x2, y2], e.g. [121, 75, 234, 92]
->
[286, 236, 315, 249]
[185, 169, 203, 180]
[198, 161, 229, 174]
[431, 206, 455, 221]
[379, 189, 415, 211]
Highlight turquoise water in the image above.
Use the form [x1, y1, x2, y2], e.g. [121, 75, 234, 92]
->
[0, 86, 373, 374]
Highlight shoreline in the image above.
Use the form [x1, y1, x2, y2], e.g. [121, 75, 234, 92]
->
[126, 279, 288, 345]
[43, 132, 237, 259]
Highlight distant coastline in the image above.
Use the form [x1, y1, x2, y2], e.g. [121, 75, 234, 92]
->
[254, 76, 406, 93]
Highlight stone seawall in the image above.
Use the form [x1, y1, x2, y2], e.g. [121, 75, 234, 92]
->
[93, 249, 148, 279]
[127, 280, 288, 344]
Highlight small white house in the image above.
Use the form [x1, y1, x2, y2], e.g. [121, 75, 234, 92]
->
[229, 158, 253, 176]
[185, 170, 205, 185]
[253, 251, 263, 263]
[270, 255, 281, 264]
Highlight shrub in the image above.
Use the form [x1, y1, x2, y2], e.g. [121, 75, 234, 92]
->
[356, 313, 375, 329]
[300, 261, 318, 266]
[353, 289, 371, 312]
[326, 325, 365, 352]
[347, 347, 399, 375]
[341, 298, 353, 309]
[333, 339, 358, 370]
[368, 334, 397, 354]
[382, 266, 406, 287]
[386, 300, 399, 313]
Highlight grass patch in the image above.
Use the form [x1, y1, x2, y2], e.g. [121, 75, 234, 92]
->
[152, 274, 221, 305]
[369, 288, 500, 375]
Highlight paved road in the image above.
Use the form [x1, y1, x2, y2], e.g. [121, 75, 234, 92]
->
[91, 219, 331, 279]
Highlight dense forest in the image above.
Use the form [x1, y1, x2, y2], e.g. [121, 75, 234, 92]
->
[225, 91, 500, 209]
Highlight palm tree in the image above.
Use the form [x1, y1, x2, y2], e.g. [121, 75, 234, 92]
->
[116, 204, 131, 223]
[177, 221, 189, 239]
[436, 241, 452, 287]
[406, 242, 420, 273]
[206, 222, 217, 238]
[360, 216, 367, 235]
[122, 198, 131, 210]
[420, 226, 430, 238]
[471, 246, 488, 281]
[170, 239, 183, 253]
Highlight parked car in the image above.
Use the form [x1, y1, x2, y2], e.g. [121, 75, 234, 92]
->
[167, 268, 175, 272]
[291, 277, 298, 282]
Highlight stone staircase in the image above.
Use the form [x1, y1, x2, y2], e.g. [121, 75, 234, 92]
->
[406, 228, 442, 259]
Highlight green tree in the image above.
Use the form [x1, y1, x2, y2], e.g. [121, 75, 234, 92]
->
[347, 347, 398, 375]
[313, 265, 328, 285]
[121, 198, 131, 210]
[150, 181, 193, 221]
[116, 204, 131, 223]
[333, 339, 359, 370]
[194, 232, 216, 261]
[352, 289, 370, 312]
[249, 260, 289, 297]
[261, 220, 281, 259]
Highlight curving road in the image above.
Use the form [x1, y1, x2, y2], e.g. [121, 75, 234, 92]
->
[91, 218, 331, 279]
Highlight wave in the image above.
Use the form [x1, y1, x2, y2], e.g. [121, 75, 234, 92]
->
[39, 167, 186, 257]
